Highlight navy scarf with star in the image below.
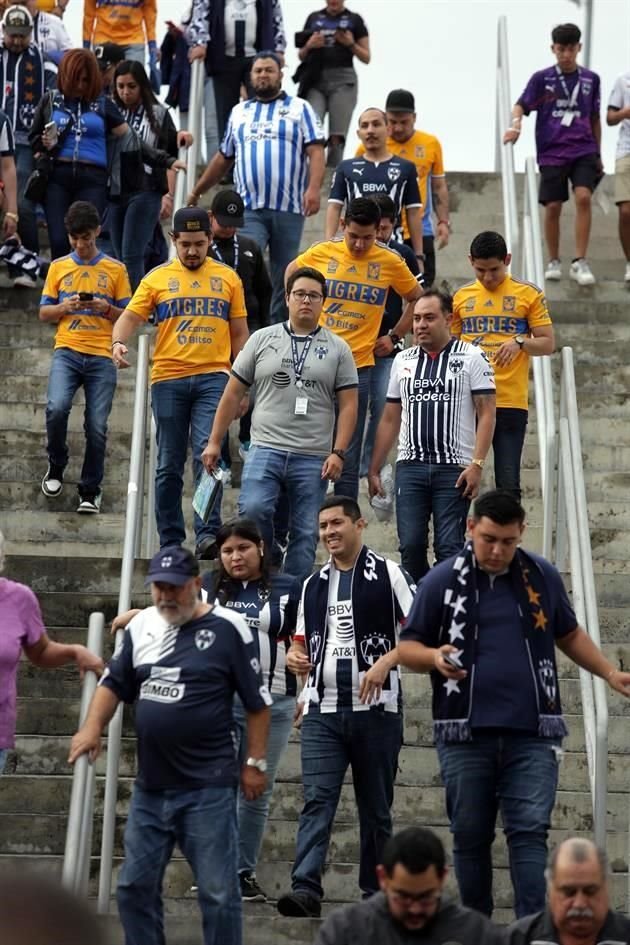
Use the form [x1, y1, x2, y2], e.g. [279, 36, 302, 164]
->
[432, 542, 568, 743]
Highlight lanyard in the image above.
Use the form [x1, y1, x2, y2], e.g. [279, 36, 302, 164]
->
[210, 235, 239, 272]
[555, 66, 581, 110]
[288, 323, 316, 388]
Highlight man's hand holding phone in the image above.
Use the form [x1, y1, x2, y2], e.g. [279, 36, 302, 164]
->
[434, 645, 467, 680]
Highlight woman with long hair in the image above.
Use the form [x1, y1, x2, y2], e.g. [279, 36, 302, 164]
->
[202, 519, 300, 902]
[112, 518, 301, 903]
[29, 48, 181, 261]
[110, 59, 179, 290]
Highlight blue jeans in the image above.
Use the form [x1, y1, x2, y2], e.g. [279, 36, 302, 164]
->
[493, 407, 528, 502]
[437, 734, 561, 918]
[240, 209, 305, 324]
[335, 365, 370, 501]
[292, 710, 402, 900]
[123, 43, 146, 63]
[360, 356, 394, 478]
[151, 372, 228, 547]
[233, 694, 295, 874]
[238, 446, 327, 583]
[108, 191, 163, 291]
[45, 162, 109, 259]
[395, 461, 469, 581]
[15, 144, 38, 267]
[46, 347, 117, 496]
[117, 784, 241, 945]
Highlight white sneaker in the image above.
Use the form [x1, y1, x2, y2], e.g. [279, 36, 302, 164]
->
[77, 491, 102, 514]
[221, 467, 232, 489]
[13, 274, 38, 288]
[569, 259, 596, 286]
[624, 262, 630, 283]
[545, 259, 562, 281]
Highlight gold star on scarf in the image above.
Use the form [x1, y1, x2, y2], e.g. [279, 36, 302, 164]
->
[534, 610, 548, 630]
[527, 586, 541, 605]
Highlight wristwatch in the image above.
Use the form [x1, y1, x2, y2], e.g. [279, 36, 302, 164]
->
[388, 330, 401, 345]
[514, 334, 526, 349]
[246, 757, 268, 773]
[471, 458, 485, 469]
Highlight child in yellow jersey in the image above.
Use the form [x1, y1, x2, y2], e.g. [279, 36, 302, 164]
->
[452, 231, 554, 501]
[288, 196, 422, 500]
[112, 207, 249, 557]
[39, 201, 132, 513]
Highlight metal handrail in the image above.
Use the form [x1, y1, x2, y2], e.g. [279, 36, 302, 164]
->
[62, 613, 105, 896]
[495, 16, 519, 263]
[94, 56, 206, 914]
[556, 349, 608, 848]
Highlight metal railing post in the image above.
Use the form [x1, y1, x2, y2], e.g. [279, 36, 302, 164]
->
[62, 613, 104, 895]
[97, 334, 150, 913]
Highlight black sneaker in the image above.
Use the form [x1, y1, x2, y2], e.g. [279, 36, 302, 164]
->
[240, 872, 267, 902]
[42, 463, 64, 497]
[277, 891, 321, 917]
[195, 536, 217, 560]
[77, 491, 102, 514]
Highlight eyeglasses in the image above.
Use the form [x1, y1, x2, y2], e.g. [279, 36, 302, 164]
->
[290, 290, 323, 302]
[389, 889, 442, 907]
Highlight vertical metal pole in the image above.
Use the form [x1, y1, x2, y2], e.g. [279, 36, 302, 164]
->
[582, 0, 593, 69]
[98, 335, 150, 914]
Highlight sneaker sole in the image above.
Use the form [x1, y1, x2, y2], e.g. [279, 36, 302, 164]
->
[77, 506, 99, 514]
[545, 272, 562, 281]
[242, 892, 267, 902]
[570, 275, 596, 286]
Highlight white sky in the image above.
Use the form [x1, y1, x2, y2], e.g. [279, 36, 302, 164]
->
[65, 0, 630, 171]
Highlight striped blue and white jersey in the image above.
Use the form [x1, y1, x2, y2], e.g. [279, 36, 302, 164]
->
[220, 92, 324, 214]
[387, 338, 496, 465]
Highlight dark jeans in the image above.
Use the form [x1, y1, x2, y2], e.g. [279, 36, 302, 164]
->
[395, 461, 469, 581]
[360, 355, 394, 478]
[45, 347, 117, 496]
[493, 407, 528, 501]
[240, 209, 305, 324]
[291, 710, 402, 900]
[14, 144, 38, 270]
[117, 784, 241, 945]
[437, 734, 561, 918]
[212, 55, 254, 138]
[334, 365, 370, 501]
[45, 162, 108, 259]
[108, 190, 163, 291]
[151, 372, 228, 547]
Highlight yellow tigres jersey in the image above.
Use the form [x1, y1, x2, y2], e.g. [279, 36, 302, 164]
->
[357, 130, 445, 239]
[296, 238, 418, 368]
[127, 256, 247, 384]
[41, 252, 132, 359]
[83, 0, 157, 47]
[452, 275, 552, 410]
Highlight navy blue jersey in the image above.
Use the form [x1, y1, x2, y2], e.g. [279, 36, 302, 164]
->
[329, 156, 421, 242]
[100, 605, 272, 791]
[202, 572, 300, 697]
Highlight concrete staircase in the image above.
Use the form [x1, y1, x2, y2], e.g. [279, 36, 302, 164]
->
[2, 171, 630, 942]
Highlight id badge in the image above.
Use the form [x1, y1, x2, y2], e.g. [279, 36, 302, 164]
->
[294, 396, 309, 415]
[561, 110, 575, 127]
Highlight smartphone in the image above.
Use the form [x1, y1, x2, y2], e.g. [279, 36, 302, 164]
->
[44, 120, 58, 146]
[78, 292, 94, 301]
[443, 652, 463, 670]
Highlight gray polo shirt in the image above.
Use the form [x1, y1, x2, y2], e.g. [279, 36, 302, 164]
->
[232, 322, 358, 456]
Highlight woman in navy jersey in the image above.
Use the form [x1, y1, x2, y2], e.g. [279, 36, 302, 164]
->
[204, 519, 300, 903]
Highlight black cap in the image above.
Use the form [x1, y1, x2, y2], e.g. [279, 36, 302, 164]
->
[385, 89, 416, 114]
[211, 189, 244, 228]
[144, 546, 200, 586]
[173, 207, 211, 233]
[94, 42, 126, 69]
[2, 5, 33, 34]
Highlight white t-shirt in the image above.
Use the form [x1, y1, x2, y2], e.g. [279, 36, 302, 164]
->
[608, 72, 630, 159]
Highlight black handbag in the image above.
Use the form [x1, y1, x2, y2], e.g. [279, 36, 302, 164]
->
[24, 96, 75, 203]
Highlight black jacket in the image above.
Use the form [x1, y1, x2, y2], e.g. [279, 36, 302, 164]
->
[507, 908, 630, 945]
[207, 234, 271, 333]
[314, 893, 503, 945]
